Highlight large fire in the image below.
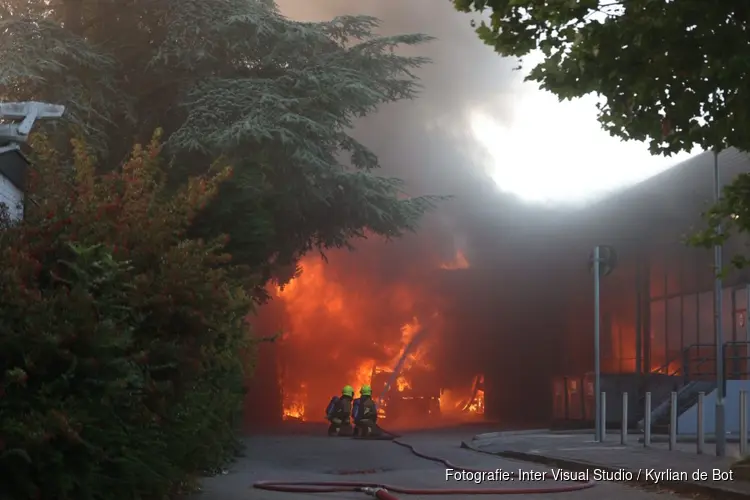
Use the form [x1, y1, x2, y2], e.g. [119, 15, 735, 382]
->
[274, 247, 483, 425]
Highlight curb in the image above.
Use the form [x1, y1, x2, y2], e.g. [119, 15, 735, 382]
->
[638, 435, 744, 445]
[472, 429, 550, 441]
[472, 428, 595, 441]
[459, 441, 750, 499]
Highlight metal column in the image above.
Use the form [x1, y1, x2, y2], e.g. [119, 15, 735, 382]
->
[594, 245, 602, 442]
[714, 151, 726, 457]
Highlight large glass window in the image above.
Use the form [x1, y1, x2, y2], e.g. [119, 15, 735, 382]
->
[650, 299, 666, 370]
[666, 252, 682, 296]
[734, 287, 748, 343]
[667, 297, 682, 358]
[698, 291, 714, 345]
[681, 251, 698, 294]
[682, 293, 698, 348]
[723, 287, 733, 343]
[650, 256, 665, 299]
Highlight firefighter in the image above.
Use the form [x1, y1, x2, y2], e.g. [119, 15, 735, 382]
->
[353, 384, 378, 437]
[327, 385, 354, 436]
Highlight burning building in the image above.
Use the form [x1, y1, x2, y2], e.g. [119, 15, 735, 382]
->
[245, 148, 750, 431]
[247, 241, 487, 429]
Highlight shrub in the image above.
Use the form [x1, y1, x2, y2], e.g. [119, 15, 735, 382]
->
[0, 132, 254, 499]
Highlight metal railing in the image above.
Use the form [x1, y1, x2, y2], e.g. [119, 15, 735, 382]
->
[554, 342, 750, 423]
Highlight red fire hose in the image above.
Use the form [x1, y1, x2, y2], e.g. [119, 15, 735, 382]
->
[253, 433, 596, 498]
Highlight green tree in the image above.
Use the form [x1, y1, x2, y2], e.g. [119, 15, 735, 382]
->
[0, 135, 252, 499]
[453, 0, 750, 255]
[0, 0, 442, 289]
[453, 0, 748, 155]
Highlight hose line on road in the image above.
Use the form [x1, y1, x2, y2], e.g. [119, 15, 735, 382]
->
[252, 429, 597, 498]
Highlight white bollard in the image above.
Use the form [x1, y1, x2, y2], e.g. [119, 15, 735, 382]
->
[741, 390, 748, 457]
[601, 392, 607, 442]
[621, 392, 628, 445]
[644, 392, 651, 447]
[697, 392, 705, 455]
[669, 391, 677, 450]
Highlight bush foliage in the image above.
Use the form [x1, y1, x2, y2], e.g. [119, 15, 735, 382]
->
[0, 133, 253, 499]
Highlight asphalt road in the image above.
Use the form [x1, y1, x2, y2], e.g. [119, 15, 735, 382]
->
[191, 423, 687, 500]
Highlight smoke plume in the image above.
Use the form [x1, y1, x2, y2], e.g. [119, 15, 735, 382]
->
[245, 0, 577, 427]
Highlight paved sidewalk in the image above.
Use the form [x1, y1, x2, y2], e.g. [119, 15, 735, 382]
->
[464, 430, 750, 498]
[192, 426, 688, 500]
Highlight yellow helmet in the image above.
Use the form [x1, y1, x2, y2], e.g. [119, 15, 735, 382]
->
[360, 385, 372, 396]
[342, 385, 354, 397]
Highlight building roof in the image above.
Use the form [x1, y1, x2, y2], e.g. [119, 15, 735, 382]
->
[571, 148, 750, 246]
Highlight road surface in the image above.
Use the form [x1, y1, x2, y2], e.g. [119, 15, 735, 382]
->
[190, 424, 689, 500]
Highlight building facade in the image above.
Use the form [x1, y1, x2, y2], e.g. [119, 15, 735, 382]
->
[570, 148, 750, 380]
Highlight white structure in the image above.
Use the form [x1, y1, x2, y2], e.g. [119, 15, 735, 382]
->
[0, 101, 66, 221]
[0, 156, 24, 220]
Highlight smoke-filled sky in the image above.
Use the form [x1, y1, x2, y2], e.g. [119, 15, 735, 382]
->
[277, 0, 694, 207]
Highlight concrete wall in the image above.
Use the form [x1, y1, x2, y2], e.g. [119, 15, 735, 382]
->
[678, 380, 750, 434]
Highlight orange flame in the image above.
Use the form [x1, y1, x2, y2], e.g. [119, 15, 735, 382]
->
[468, 389, 485, 414]
[283, 402, 305, 420]
[274, 255, 437, 421]
[440, 250, 469, 270]
[396, 376, 410, 392]
[439, 374, 485, 416]
[272, 251, 480, 426]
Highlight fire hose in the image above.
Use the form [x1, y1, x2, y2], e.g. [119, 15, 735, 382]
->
[252, 428, 597, 498]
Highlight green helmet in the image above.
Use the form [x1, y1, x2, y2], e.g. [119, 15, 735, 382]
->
[342, 385, 354, 397]
[360, 385, 372, 396]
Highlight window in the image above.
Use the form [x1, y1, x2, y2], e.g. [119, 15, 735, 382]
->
[723, 287, 733, 343]
[650, 299, 666, 370]
[698, 291, 714, 345]
[667, 297, 682, 356]
[681, 251, 698, 294]
[649, 255, 665, 299]
[733, 287, 748, 342]
[682, 293, 698, 348]
[665, 251, 682, 295]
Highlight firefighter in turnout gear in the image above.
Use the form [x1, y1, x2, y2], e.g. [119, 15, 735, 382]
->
[326, 385, 354, 436]
[353, 385, 378, 437]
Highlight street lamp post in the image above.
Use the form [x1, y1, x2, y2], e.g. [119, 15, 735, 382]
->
[590, 245, 617, 442]
[593, 246, 601, 442]
[713, 150, 726, 457]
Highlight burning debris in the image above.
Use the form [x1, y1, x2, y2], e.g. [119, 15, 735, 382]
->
[271, 247, 484, 426]
[440, 250, 469, 270]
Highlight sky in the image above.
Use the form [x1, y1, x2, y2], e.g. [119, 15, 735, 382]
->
[276, 0, 696, 206]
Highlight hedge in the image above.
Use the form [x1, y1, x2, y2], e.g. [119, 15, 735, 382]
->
[0, 132, 254, 499]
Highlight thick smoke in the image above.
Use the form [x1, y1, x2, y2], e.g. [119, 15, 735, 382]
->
[246, 0, 578, 426]
[274, 0, 570, 263]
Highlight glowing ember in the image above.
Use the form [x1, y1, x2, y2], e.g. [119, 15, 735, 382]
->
[440, 250, 469, 270]
[651, 359, 682, 376]
[467, 389, 485, 414]
[438, 374, 485, 416]
[283, 402, 305, 420]
[281, 378, 307, 421]
[438, 389, 464, 413]
[396, 376, 410, 392]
